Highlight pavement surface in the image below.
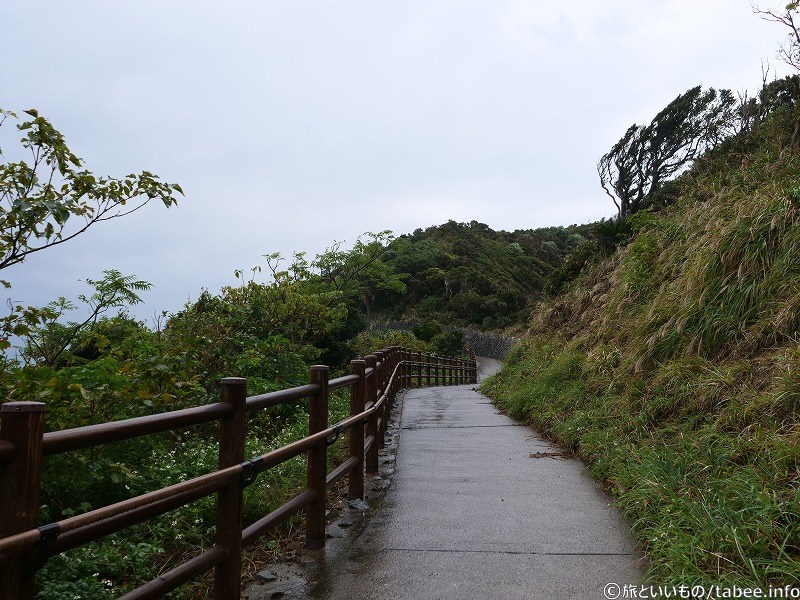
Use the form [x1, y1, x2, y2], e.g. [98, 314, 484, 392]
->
[245, 357, 644, 600]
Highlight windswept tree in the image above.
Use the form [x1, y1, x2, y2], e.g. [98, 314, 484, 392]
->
[597, 124, 644, 220]
[598, 86, 736, 218]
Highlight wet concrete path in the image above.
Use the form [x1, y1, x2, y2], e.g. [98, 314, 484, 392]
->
[245, 358, 643, 599]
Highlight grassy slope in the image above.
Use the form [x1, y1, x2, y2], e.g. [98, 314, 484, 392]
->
[482, 117, 800, 585]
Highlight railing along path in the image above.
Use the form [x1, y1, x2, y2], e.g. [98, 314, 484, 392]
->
[0, 346, 477, 599]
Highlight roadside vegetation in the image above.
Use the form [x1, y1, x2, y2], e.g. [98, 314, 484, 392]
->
[0, 107, 576, 596]
[483, 11, 800, 585]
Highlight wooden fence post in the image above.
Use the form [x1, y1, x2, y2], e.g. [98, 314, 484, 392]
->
[395, 348, 402, 388]
[374, 351, 386, 450]
[375, 350, 386, 399]
[396, 347, 402, 389]
[214, 378, 247, 600]
[396, 346, 402, 383]
[394, 346, 401, 385]
[425, 353, 431, 387]
[380, 350, 392, 392]
[401, 347, 406, 384]
[404, 347, 410, 388]
[348, 360, 366, 500]
[386, 346, 403, 406]
[394, 346, 402, 391]
[415, 350, 422, 387]
[364, 355, 378, 473]
[306, 366, 329, 550]
[0, 402, 45, 600]
[382, 349, 392, 443]
[388, 350, 395, 402]
[387, 348, 397, 406]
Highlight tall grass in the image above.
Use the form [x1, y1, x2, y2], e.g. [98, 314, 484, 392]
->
[484, 121, 800, 586]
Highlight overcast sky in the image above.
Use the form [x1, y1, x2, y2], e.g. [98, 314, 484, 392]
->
[0, 1, 792, 323]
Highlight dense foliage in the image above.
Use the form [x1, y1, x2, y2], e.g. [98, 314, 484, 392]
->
[1, 269, 358, 597]
[374, 220, 589, 329]
[1, 214, 530, 596]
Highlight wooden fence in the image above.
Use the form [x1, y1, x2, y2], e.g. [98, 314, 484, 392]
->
[0, 346, 477, 599]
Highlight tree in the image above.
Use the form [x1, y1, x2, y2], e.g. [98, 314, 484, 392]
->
[597, 124, 644, 220]
[598, 86, 735, 218]
[753, 2, 800, 71]
[0, 108, 182, 348]
[21, 270, 152, 366]
[165, 274, 347, 391]
[311, 231, 406, 319]
[0, 109, 182, 275]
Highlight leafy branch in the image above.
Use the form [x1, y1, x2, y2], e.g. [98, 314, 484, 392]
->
[0, 108, 183, 273]
[21, 270, 152, 367]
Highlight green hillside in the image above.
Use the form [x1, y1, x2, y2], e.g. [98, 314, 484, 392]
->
[375, 220, 589, 329]
[483, 75, 800, 586]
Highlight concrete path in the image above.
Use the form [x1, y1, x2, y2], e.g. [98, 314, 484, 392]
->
[245, 358, 643, 599]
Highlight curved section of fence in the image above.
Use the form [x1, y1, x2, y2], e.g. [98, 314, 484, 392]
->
[0, 346, 476, 600]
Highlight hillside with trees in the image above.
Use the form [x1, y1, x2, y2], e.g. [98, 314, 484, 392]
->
[375, 220, 589, 329]
[483, 8, 800, 586]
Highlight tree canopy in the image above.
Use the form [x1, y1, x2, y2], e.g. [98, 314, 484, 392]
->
[309, 231, 405, 319]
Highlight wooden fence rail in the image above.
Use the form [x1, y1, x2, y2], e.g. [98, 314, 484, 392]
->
[0, 346, 477, 599]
